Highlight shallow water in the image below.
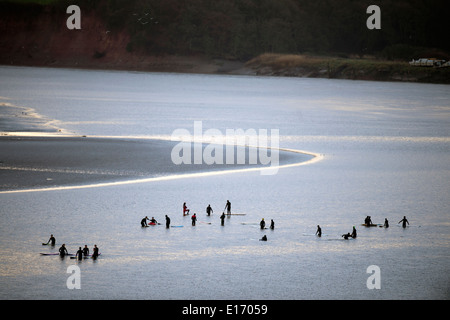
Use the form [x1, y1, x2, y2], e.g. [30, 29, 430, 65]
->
[0, 66, 449, 300]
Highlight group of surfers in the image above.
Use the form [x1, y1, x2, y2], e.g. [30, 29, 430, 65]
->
[315, 215, 411, 240]
[44, 234, 100, 260]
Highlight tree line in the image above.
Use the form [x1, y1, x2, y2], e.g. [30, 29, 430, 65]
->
[3, 0, 449, 60]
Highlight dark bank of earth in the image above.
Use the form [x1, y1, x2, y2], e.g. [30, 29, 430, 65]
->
[0, 1, 448, 84]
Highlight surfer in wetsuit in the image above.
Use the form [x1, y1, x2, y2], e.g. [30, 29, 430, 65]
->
[342, 233, 351, 240]
[270, 219, 275, 230]
[191, 213, 197, 226]
[260, 235, 267, 241]
[225, 200, 231, 214]
[364, 216, 373, 226]
[59, 244, 68, 257]
[206, 205, 213, 216]
[165, 215, 171, 228]
[48, 234, 56, 245]
[398, 216, 409, 228]
[260, 218, 266, 229]
[76, 247, 83, 261]
[384, 218, 389, 228]
[141, 216, 150, 227]
[183, 202, 190, 216]
[92, 245, 99, 259]
[150, 217, 157, 224]
[351, 226, 357, 238]
[316, 225, 322, 237]
[220, 212, 225, 226]
[83, 245, 89, 256]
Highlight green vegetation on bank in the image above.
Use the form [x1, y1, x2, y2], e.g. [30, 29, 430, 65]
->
[246, 53, 449, 83]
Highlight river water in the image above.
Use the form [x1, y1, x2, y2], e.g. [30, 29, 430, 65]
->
[0, 66, 449, 300]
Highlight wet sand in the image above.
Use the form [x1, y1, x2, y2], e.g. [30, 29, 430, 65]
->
[0, 135, 312, 191]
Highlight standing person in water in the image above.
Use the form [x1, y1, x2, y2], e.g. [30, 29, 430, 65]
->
[83, 245, 89, 257]
[398, 216, 409, 228]
[191, 213, 197, 226]
[225, 200, 231, 214]
[183, 202, 190, 216]
[92, 245, 99, 259]
[76, 247, 83, 261]
[141, 216, 149, 227]
[270, 219, 275, 230]
[59, 244, 68, 257]
[260, 218, 266, 230]
[220, 212, 225, 226]
[316, 225, 322, 237]
[165, 215, 171, 228]
[48, 234, 56, 246]
[384, 218, 389, 228]
[206, 204, 213, 216]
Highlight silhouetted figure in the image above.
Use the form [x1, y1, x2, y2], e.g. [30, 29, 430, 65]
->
[398, 216, 409, 228]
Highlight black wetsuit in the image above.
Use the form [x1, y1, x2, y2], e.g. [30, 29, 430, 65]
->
[220, 213, 225, 226]
[165, 215, 170, 228]
[92, 247, 99, 259]
[76, 249, 83, 260]
[225, 201, 231, 214]
[260, 219, 266, 229]
[59, 245, 68, 257]
[49, 236, 56, 245]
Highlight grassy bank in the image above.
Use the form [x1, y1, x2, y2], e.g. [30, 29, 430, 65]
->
[245, 53, 450, 83]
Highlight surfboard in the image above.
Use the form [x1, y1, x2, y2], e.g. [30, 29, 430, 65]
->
[171, 225, 183, 228]
[361, 224, 381, 227]
[227, 213, 246, 216]
[40, 253, 75, 256]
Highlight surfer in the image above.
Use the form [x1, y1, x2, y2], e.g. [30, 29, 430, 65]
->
[225, 200, 231, 214]
[183, 202, 190, 216]
[364, 216, 373, 226]
[220, 212, 225, 226]
[141, 216, 150, 227]
[270, 219, 275, 230]
[316, 225, 322, 237]
[165, 215, 171, 228]
[48, 234, 56, 245]
[260, 218, 266, 230]
[351, 226, 357, 238]
[76, 247, 83, 261]
[398, 216, 409, 228]
[384, 218, 389, 228]
[206, 204, 213, 216]
[150, 217, 158, 224]
[191, 213, 197, 226]
[59, 244, 68, 257]
[342, 233, 351, 240]
[83, 245, 89, 256]
[92, 245, 99, 259]
[260, 235, 267, 241]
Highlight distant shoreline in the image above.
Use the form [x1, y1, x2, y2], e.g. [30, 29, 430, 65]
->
[2, 52, 449, 84]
